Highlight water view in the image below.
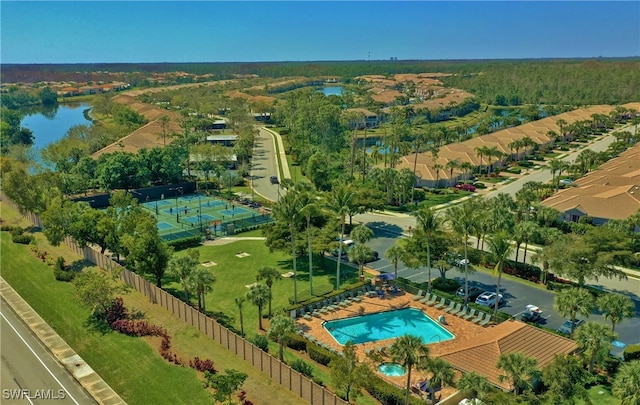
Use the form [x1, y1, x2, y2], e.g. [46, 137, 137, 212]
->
[320, 86, 344, 96]
[20, 103, 92, 150]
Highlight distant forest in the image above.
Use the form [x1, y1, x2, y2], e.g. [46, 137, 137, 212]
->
[2, 58, 640, 106]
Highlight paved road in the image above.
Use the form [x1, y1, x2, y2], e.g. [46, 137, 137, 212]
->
[251, 127, 282, 202]
[0, 303, 96, 405]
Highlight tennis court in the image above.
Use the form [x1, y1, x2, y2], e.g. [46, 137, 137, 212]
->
[141, 193, 273, 241]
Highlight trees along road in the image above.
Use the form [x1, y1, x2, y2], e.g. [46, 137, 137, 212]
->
[252, 122, 640, 348]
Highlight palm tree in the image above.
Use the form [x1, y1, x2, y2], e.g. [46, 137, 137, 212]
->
[575, 321, 616, 374]
[389, 335, 430, 405]
[541, 354, 590, 403]
[597, 293, 635, 333]
[271, 190, 301, 303]
[299, 187, 320, 295]
[329, 342, 372, 402]
[256, 266, 282, 318]
[413, 207, 443, 293]
[486, 232, 514, 316]
[158, 115, 171, 146]
[348, 244, 374, 278]
[432, 162, 443, 188]
[513, 221, 538, 267]
[457, 372, 492, 402]
[474, 146, 489, 175]
[425, 357, 455, 404]
[325, 183, 356, 290]
[496, 352, 539, 395]
[546, 158, 567, 192]
[247, 284, 270, 331]
[385, 243, 404, 280]
[612, 360, 640, 405]
[445, 159, 460, 187]
[459, 161, 475, 181]
[267, 313, 296, 362]
[235, 297, 246, 336]
[189, 267, 216, 312]
[446, 201, 478, 304]
[553, 288, 595, 339]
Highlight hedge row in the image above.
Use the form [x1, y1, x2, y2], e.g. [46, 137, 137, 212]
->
[623, 344, 640, 361]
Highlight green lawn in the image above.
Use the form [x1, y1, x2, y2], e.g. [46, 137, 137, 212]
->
[0, 232, 214, 405]
[418, 191, 472, 208]
[164, 241, 360, 338]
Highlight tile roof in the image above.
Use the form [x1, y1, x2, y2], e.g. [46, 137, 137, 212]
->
[438, 320, 577, 390]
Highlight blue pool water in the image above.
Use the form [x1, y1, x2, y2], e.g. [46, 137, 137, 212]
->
[379, 362, 406, 376]
[323, 308, 454, 345]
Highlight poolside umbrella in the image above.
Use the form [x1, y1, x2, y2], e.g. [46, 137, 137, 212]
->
[376, 273, 396, 281]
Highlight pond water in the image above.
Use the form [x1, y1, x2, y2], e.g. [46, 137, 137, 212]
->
[320, 86, 344, 96]
[20, 103, 92, 151]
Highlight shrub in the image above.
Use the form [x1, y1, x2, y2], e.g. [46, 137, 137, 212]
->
[55, 256, 65, 272]
[252, 334, 269, 353]
[10, 227, 24, 237]
[167, 236, 201, 250]
[285, 333, 307, 351]
[431, 277, 460, 292]
[519, 160, 533, 167]
[290, 359, 314, 378]
[12, 234, 35, 244]
[54, 268, 76, 282]
[623, 344, 640, 361]
[473, 182, 486, 189]
[364, 375, 423, 405]
[189, 356, 216, 373]
[506, 167, 522, 174]
[603, 356, 621, 375]
[106, 297, 129, 325]
[308, 344, 334, 366]
[0, 224, 18, 232]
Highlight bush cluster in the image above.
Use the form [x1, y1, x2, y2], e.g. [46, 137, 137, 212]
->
[251, 334, 269, 353]
[363, 375, 424, 405]
[290, 359, 314, 378]
[10, 227, 34, 244]
[53, 256, 75, 282]
[285, 333, 307, 351]
[167, 236, 201, 250]
[307, 344, 334, 366]
[623, 344, 640, 361]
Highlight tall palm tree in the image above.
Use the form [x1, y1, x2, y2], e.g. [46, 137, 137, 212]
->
[486, 232, 514, 317]
[575, 321, 616, 374]
[553, 288, 595, 339]
[256, 266, 282, 318]
[413, 207, 443, 293]
[446, 201, 478, 304]
[389, 335, 430, 405]
[425, 358, 456, 404]
[267, 313, 297, 362]
[189, 267, 216, 312]
[235, 297, 246, 336]
[385, 243, 404, 280]
[325, 183, 356, 290]
[546, 158, 566, 191]
[496, 352, 539, 395]
[445, 159, 460, 187]
[272, 190, 302, 303]
[158, 115, 171, 146]
[597, 293, 635, 333]
[459, 161, 475, 181]
[474, 146, 489, 175]
[298, 187, 320, 295]
[247, 284, 271, 331]
[612, 360, 640, 405]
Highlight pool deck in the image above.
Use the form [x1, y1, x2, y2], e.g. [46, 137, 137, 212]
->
[296, 290, 492, 398]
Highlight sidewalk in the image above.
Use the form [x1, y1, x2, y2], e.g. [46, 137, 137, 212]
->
[0, 277, 126, 405]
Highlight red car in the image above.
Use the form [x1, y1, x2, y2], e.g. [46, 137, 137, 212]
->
[455, 183, 476, 192]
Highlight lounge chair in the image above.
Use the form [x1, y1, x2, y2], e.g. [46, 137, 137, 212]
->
[326, 299, 339, 312]
[479, 314, 492, 327]
[434, 298, 447, 309]
[472, 312, 486, 324]
[453, 305, 468, 317]
[350, 291, 363, 303]
[442, 301, 456, 313]
[318, 303, 329, 315]
[446, 302, 462, 314]
[377, 289, 385, 298]
[419, 292, 433, 304]
[425, 294, 438, 306]
[300, 308, 312, 321]
[411, 289, 424, 300]
[339, 295, 350, 307]
[463, 308, 477, 320]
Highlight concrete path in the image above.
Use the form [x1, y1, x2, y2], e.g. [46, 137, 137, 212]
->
[0, 278, 126, 405]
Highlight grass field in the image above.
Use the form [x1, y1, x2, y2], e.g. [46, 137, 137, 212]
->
[163, 241, 361, 336]
[0, 203, 310, 405]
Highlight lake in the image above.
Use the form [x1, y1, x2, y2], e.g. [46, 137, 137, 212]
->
[20, 103, 92, 151]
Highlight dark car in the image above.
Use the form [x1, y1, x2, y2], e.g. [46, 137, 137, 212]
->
[456, 286, 483, 300]
[269, 176, 279, 184]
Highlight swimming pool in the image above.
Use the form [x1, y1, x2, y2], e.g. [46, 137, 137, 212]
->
[323, 308, 454, 345]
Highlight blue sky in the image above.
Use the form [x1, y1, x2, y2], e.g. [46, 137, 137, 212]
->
[2, 1, 639, 63]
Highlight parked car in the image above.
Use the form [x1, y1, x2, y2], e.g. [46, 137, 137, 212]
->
[456, 286, 484, 300]
[330, 239, 355, 257]
[475, 291, 504, 307]
[556, 319, 584, 335]
[455, 183, 476, 192]
[521, 305, 543, 323]
[559, 178, 574, 186]
[270, 175, 279, 184]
